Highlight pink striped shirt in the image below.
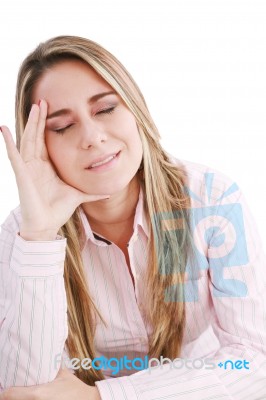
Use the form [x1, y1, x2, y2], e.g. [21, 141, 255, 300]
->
[1, 156, 266, 399]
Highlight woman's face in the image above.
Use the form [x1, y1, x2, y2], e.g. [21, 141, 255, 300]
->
[31, 59, 143, 196]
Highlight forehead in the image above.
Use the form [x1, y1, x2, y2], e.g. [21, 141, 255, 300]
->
[32, 59, 112, 102]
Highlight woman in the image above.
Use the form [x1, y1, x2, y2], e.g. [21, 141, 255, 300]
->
[0, 35, 265, 400]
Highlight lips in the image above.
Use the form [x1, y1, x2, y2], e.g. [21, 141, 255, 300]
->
[86, 151, 120, 169]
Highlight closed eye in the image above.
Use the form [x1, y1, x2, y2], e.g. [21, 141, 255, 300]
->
[96, 106, 116, 116]
[53, 124, 73, 135]
[53, 106, 116, 135]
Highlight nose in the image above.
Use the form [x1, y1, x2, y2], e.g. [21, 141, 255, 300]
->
[79, 120, 108, 149]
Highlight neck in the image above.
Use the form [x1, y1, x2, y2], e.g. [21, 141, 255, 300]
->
[81, 176, 140, 231]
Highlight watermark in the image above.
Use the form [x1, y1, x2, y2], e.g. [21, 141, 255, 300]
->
[55, 354, 250, 375]
[152, 173, 249, 302]
[217, 359, 250, 370]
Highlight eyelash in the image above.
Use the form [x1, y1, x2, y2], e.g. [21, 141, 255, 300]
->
[53, 106, 116, 135]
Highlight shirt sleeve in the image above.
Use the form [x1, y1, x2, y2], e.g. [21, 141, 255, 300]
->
[95, 172, 266, 400]
[0, 208, 68, 391]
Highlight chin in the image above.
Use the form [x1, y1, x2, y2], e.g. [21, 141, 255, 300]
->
[92, 173, 138, 196]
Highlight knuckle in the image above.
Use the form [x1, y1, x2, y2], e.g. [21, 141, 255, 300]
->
[7, 152, 14, 162]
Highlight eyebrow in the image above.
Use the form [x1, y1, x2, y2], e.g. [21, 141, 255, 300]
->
[46, 90, 117, 120]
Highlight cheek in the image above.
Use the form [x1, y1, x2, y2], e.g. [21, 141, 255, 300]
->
[45, 135, 59, 164]
[45, 135, 71, 173]
[129, 129, 143, 157]
[122, 118, 142, 148]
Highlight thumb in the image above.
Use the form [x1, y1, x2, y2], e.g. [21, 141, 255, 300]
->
[81, 193, 111, 203]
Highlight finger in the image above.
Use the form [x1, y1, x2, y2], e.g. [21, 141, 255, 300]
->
[20, 104, 40, 162]
[70, 190, 111, 209]
[0, 126, 25, 177]
[35, 99, 49, 160]
[80, 193, 111, 204]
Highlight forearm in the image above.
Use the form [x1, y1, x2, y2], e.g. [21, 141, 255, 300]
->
[0, 232, 68, 389]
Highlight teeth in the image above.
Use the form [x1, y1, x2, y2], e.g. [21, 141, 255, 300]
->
[90, 154, 116, 168]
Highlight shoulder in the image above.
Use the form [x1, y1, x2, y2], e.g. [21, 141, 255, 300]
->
[166, 153, 241, 207]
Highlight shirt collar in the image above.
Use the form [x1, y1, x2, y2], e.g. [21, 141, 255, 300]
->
[133, 184, 149, 238]
[78, 185, 149, 251]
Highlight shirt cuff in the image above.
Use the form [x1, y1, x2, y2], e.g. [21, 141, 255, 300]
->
[10, 232, 67, 277]
[95, 376, 139, 400]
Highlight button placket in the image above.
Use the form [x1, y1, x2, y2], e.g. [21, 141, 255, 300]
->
[127, 242, 141, 302]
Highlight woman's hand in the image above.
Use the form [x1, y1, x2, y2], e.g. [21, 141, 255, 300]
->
[0, 368, 101, 400]
[0, 100, 110, 240]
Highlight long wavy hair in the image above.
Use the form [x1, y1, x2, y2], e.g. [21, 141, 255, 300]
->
[15, 35, 195, 385]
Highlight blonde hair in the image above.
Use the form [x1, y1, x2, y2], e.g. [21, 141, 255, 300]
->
[15, 35, 194, 385]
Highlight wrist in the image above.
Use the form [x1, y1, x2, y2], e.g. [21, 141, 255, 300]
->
[19, 230, 59, 241]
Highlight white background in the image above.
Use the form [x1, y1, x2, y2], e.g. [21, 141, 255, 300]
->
[0, 0, 265, 248]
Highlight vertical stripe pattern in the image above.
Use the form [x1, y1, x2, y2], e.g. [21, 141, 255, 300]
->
[0, 156, 266, 399]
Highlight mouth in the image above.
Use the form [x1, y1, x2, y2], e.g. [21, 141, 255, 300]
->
[85, 151, 121, 172]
